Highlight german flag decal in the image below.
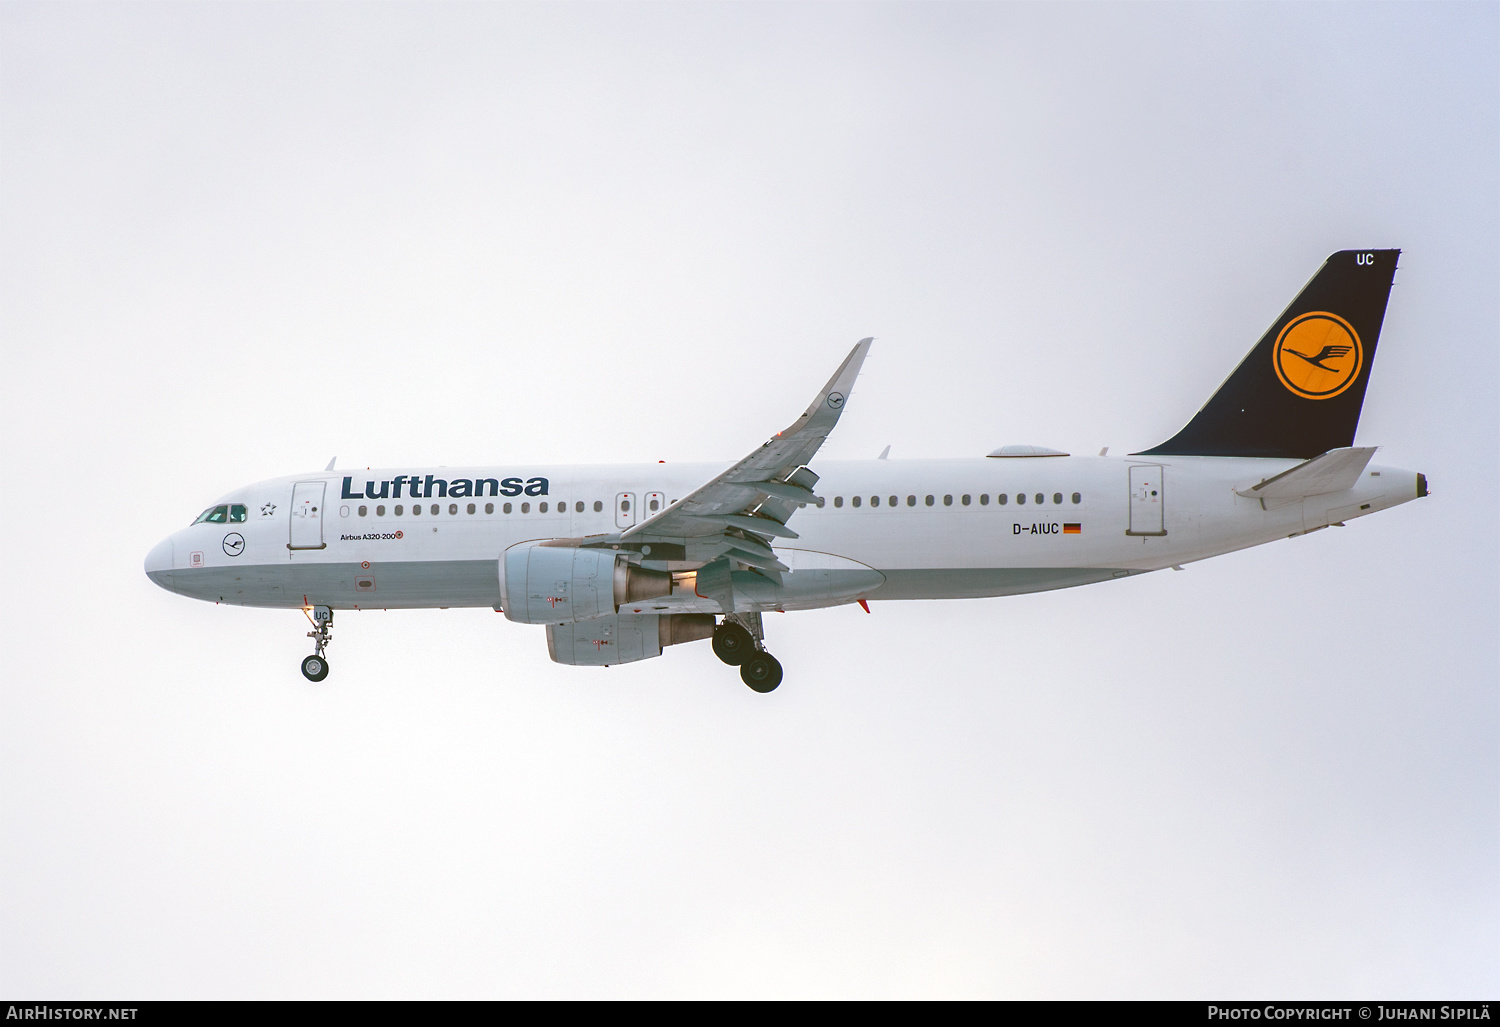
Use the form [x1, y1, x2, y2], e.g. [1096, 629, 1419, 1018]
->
[1063, 523, 1081, 534]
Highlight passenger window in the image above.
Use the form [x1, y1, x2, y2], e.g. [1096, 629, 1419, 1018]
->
[576, 502, 584, 513]
[943, 495, 953, 506]
[997, 494, 1007, 505]
[521, 502, 530, 513]
[229, 504, 248, 523]
[925, 495, 934, 506]
[358, 505, 368, 517]
[485, 503, 494, 514]
[414, 505, 422, 516]
[467, 503, 476, 514]
[429, 504, 438, 515]
[834, 496, 844, 508]
[907, 495, 916, 506]
[376, 505, 386, 516]
[1053, 493, 1062, 505]
[1017, 493, 1026, 505]
[979, 494, 989, 506]
[650, 498, 660, 512]
[540, 502, 549, 513]
[871, 496, 880, 507]
[1035, 493, 1044, 505]
[1072, 493, 1081, 504]
[961, 495, 971, 506]
[593, 501, 603, 512]
[395, 504, 405, 516]
[852, 496, 861, 508]
[503, 502, 512, 514]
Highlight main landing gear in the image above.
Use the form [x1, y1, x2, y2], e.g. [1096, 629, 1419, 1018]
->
[712, 613, 783, 693]
[301, 606, 333, 682]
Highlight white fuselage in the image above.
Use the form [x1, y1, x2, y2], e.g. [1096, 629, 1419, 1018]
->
[144, 455, 1421, 613]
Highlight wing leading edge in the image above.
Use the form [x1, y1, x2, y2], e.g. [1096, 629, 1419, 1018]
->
[621, 338, 873, 571]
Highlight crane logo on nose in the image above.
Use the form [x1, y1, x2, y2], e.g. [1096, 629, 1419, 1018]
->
[222, 533, 246, 557]
[1273, 311, 1363, 400]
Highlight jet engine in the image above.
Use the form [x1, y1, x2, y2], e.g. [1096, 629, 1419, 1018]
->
[501, 542, 672, 625]
[547, 613, 716, 666]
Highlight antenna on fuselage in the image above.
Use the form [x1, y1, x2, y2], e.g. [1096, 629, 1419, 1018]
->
[325, 456, 336, 471]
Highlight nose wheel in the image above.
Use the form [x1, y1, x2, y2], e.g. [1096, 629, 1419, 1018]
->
[301, 606, 333, 681]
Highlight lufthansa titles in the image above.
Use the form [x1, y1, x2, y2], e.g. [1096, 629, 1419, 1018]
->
[341, 475, 548, 501]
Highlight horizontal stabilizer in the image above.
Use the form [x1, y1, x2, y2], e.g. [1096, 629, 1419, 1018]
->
[1236, 446, 1377, 509]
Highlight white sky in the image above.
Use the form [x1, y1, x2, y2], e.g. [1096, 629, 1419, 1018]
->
[2, 2, 1496, 998]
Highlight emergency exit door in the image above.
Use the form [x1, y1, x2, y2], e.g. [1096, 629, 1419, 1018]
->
[1127, 465, 1166, 536]
[289, 481, 328, 550]
[615, 493, 636, 529]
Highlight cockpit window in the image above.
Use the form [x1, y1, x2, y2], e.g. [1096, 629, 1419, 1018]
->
[229, 504, 248, 523]
[193, 505, 229, 524]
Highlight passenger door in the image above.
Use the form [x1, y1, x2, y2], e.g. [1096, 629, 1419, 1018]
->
[1127, 465, 1166, 536]
[289, 481, 328, 550]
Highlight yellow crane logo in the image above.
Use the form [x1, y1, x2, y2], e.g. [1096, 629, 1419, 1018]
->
[1273, 311, 1363, 400]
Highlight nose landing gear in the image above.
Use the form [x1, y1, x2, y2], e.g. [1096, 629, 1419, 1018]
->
[301, 606, 333, 681]
[713, 613, 783, 693]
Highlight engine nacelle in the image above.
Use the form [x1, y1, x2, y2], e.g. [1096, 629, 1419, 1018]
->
[547, 613, 716, 666]
[501, 542, 672, 625]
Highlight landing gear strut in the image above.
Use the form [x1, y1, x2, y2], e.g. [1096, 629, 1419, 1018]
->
[715, 613, 783, 693]
[301, 606, 332, 681]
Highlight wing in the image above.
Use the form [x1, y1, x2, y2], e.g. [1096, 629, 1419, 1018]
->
[620, 338, 873, 568]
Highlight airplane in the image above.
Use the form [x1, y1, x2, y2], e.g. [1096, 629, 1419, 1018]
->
[145, 249, 1426, 693]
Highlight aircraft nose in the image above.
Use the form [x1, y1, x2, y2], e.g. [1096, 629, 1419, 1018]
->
[144, 537, 175, 589]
